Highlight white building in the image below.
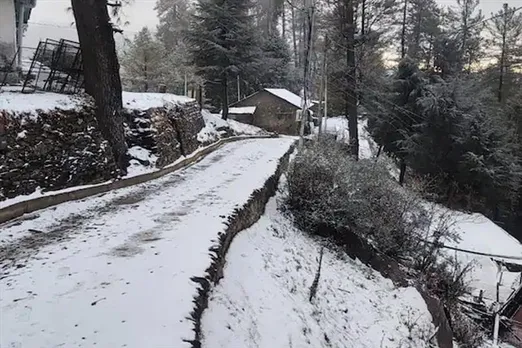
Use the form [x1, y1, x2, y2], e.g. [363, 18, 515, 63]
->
[0, 0, 37, 71]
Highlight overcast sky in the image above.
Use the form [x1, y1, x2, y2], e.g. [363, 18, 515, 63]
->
[25, 0, 522, 50]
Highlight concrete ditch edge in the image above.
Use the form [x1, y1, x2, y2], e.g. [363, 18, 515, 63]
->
[185, 141, 296, 348]
[0, 135, 279, 224]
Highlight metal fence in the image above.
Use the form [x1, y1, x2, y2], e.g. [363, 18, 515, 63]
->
[20, 38, 84, 94]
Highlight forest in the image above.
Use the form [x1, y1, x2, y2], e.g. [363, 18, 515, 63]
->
[71, 0, 522, 239]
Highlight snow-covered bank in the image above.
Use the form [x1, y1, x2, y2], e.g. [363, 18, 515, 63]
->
[0, 138, 294, 348]
[197, 110, 267, 143]
[201, 187, 435, 348]
[316, 116, 378, 159]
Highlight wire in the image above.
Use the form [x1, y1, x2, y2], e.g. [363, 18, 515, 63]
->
[419, 239, 522, 261]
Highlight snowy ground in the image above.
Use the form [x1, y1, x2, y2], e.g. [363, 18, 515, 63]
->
[321, 116, 522, 308]
[201, 184, 435, 348]
[316, 116, 378, 160]
[197, 110, 267, 143]
[0, 138, 294, 348]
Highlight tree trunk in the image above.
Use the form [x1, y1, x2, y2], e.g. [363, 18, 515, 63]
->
[399, 158, 406, 185]
[498, 4, 508, 103]
[221, 75, 229, 120]
[282, 0, 286, 40]
[346, 0, 358, 160]
[71, 0, 129, 174]
[361, 0, 366, 36]
[144, 54, 148, 92]
[291, 4, 298, 68]
[317, 35, 327, 138]
[401, 0, 408, 59]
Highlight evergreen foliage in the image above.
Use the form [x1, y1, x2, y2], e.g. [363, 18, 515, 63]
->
[120, 27, 165, 92]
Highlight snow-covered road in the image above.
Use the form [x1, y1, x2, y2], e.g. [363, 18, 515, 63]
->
[0, 138, 294, 348]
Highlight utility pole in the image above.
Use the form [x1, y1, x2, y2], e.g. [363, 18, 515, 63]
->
[298, 0, 315, 149]
[184, 72, 188, 96]
[346, 0, 358, 159]
[318, 34, 328, 138]
[324, 62, 328, 134]
[237, 75, 241, 101]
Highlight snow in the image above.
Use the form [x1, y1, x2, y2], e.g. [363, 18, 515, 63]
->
[317, 116, 377, 159]
[265, 88, 311, 109]
[0, 90, 84, 116]
[228, 106, 256, 114]
[444, 210, 522, 306]
[122, 92, 194, 110]
[227, 119, 264, 135]
[202, 186, 435, 348]
[16, 130, 27, 139]
[198, 110, 266, 143]
[317, 116, 522, 308]
[0, 138, 295, 348]
[126, 146, 158, 177]
[0, 90, 194, 118]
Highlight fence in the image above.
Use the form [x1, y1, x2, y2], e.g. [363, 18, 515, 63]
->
[20, 38, 84, 94]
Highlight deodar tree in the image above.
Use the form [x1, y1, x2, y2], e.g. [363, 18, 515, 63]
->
[71, 0, 129, 174]
[187, 0, 258, 119]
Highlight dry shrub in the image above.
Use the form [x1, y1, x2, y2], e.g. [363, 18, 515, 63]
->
[286, 138, 428, 258]
[451, 308, 486, 347]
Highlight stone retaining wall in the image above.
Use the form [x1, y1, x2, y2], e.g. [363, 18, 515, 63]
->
[0, 98, 204, 201]
[185, 142, 296, 348]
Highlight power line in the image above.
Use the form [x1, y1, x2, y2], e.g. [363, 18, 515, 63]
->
[420, 239, 522, 262]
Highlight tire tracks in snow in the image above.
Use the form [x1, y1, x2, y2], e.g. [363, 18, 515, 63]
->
[0, 141, 241, 275]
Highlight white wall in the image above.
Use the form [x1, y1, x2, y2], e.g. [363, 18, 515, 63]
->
[0, 0, 17, 65]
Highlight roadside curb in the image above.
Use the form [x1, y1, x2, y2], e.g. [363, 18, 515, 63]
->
[185, 140, 296, 348]
[0, 135, 278, 224]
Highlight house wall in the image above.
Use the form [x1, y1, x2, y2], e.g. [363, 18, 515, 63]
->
[233, 91, 299, 135]
[0, 0, 17, 67]
[228, 113, 253, 124]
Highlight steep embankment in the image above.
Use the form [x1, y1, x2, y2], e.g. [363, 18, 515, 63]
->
[201, 185, 435, 348]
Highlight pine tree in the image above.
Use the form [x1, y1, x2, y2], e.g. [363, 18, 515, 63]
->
[120, 27, 165, 92]
[237, 31, 296, 97]
[187, 0, 259, 119]
[155, 0, 200, 95]
[156, 0, 191, 49]
[447, 0, 484, 73]
[488, 4, 522, 103]
[405, 0, 441, 65]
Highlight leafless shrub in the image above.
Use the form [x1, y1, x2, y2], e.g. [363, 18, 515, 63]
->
[451, 307, 486, 347]
[286, 139, 431, 259]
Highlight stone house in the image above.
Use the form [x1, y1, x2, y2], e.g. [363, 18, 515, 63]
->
[228, 88, 313, 135]
[0, 0, 36, 74]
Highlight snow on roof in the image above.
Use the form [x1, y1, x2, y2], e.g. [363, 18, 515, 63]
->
[228, 106, 256, 114]
[122, 92, 194, 110]
[264, 88, 312, 109]
[448, 211, 522, 305]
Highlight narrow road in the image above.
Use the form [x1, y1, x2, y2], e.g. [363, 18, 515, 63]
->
[0, 138, 294, 348]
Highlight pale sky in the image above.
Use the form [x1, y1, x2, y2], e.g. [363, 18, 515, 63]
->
[25, 0, 522, 51]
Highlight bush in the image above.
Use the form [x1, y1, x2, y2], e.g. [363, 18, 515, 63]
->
[286, 139, 430, 258]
